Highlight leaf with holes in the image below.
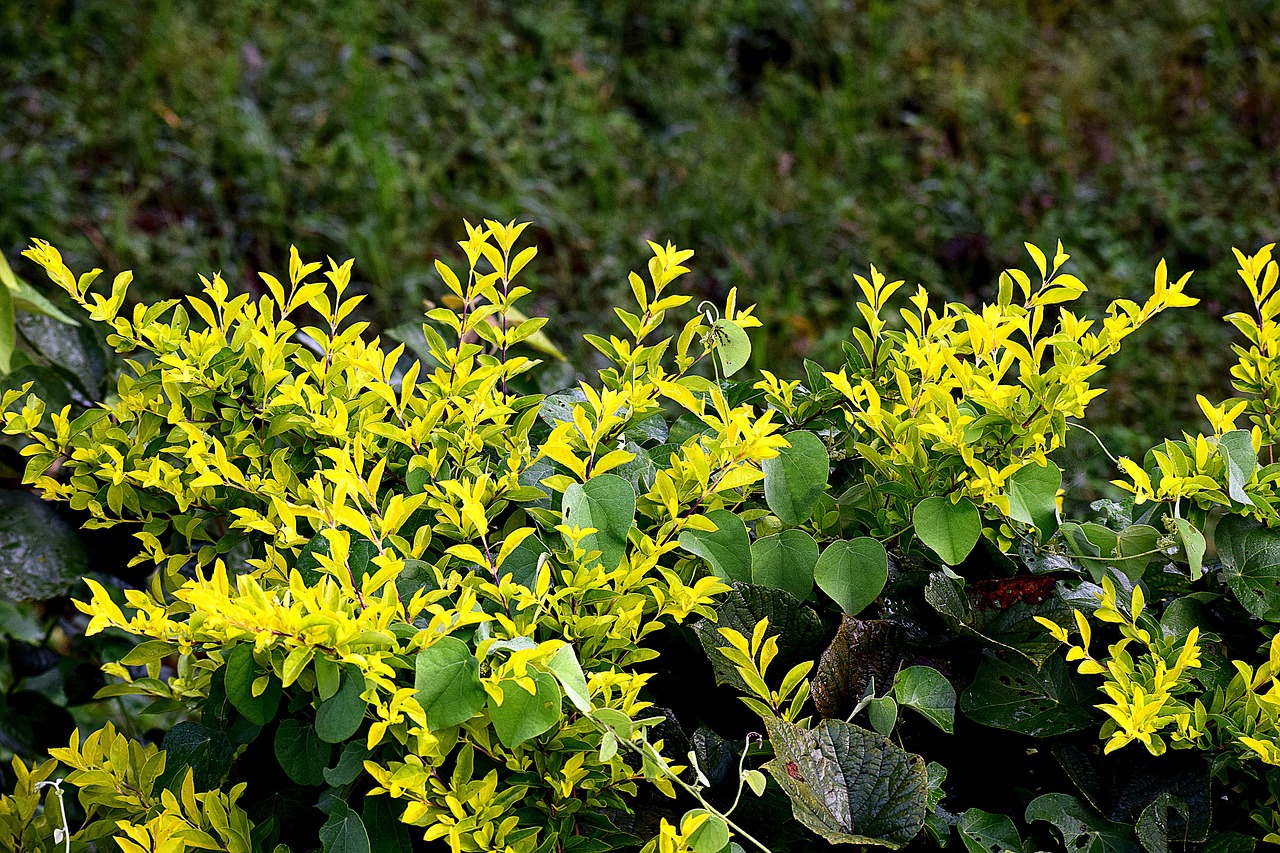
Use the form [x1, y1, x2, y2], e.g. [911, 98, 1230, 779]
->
[1216, 514, 1280, 621]
[961, 653, 1094, 737]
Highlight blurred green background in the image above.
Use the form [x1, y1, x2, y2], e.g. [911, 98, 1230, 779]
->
[3, 0, 1279, 489]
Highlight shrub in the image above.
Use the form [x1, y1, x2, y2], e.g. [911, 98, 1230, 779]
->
[2, 223, 1280, 852]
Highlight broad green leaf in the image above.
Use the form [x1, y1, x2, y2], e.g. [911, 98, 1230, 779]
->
[0, 280, 13, 374]
[1005, 461, 1061, 543]
[414, 637, 486, 730]
[1112, 524, 1161, 581]
[893, 666, 955, 733]
[1025, 793, 1139, 853]
[763, 430, 829, 526]
[679, 509, 752, 582]
[315, 655, 340, 701]
[814, 537, 888, 615]
[812, 616, 903, 719]
[1216, 515, 1280, 620]
[1201, 832, 1258, 853]
[160, 722, 234, 792]
[0, 490, 88, 602]
[320, 798, 371, 853]
[489, 671, 562, 748]
[913, 496, 981, 565]
[547, 644, 591, 714]
[1136, 794, 1192, 853]
[562, 473, 635, 570]
[363, 796, 413, 853]
[960, 653, 1094, 737]
[316, 668, 366, 743]
[224, 644, 281, 727]
[958, 809, 1024, 853]
[751, 529, 819, 601]
[273, 719, 330, 786]
[867, 696, 898, 736]
[683, 809, 730, 853]
[1172, 518, 1206, 582]
[694, 582, 827, 693]
[764, 717, 928, 848]
[1219, 430, 1256, 506]
[711, 318, 751, 377]
[323, 742, 370, 787]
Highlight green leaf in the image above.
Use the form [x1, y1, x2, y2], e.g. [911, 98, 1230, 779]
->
[562, 473, 636, 570]
[1136, 794, 1191, 853]
[320, 798, 371, 853]
[711, 319, 752, 377]
[489, 671, 562, 748]
[764, 717, 928, 848]
[1171, 518, 1206, 581]
[223, 644, 281, 727]
[683, 809, 730, 853]
[867, 696, 898, 736]
[913, 496, 981, 565]
[1112, 524, 1161, 582]
[0, 490, 89, 602]
[160, 722, 234, 792]
[958, 809, 1024, 853]
[414, 637, 486, 730]
[811, 616, 903, 720]
[751, 529, 819, 601]
[1219, 430, 1257, 506]
[1025, 793, 1139, 853]
[316, 668, 366, 743]
[547, 644, 591, 714]
[0, 252, 79, 326]
[694, 582, 827, 693]
[960, 653, 1094, 737]
[893, 666, 955, 733]
[814, 537, 888, 616]
[363, 796, 413, 853]
[273, 719, 330, 786]
[1201, 832, 1257, 853]
[1005, 461, 1061, 543]
[323, 741, 371, 787]
[0, 280, 13, 375]
[680, 509, 752, 583]
[762, 430, 829, 526]
[1215, 515, 1280, 620]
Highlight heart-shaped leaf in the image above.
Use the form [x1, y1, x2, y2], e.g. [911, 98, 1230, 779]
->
[814, 537, 888, 615]
[763, 430, 829, 526]
[751, 529, 819, 601]
[680, 509, 752, 583]
[913, 496, 981, 565]
[562, 474, 636, 570]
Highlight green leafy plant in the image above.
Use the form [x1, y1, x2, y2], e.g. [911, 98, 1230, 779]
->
[7, 226, 1280, 852]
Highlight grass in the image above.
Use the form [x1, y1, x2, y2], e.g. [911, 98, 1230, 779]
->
[2, 0, 1279, 487]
